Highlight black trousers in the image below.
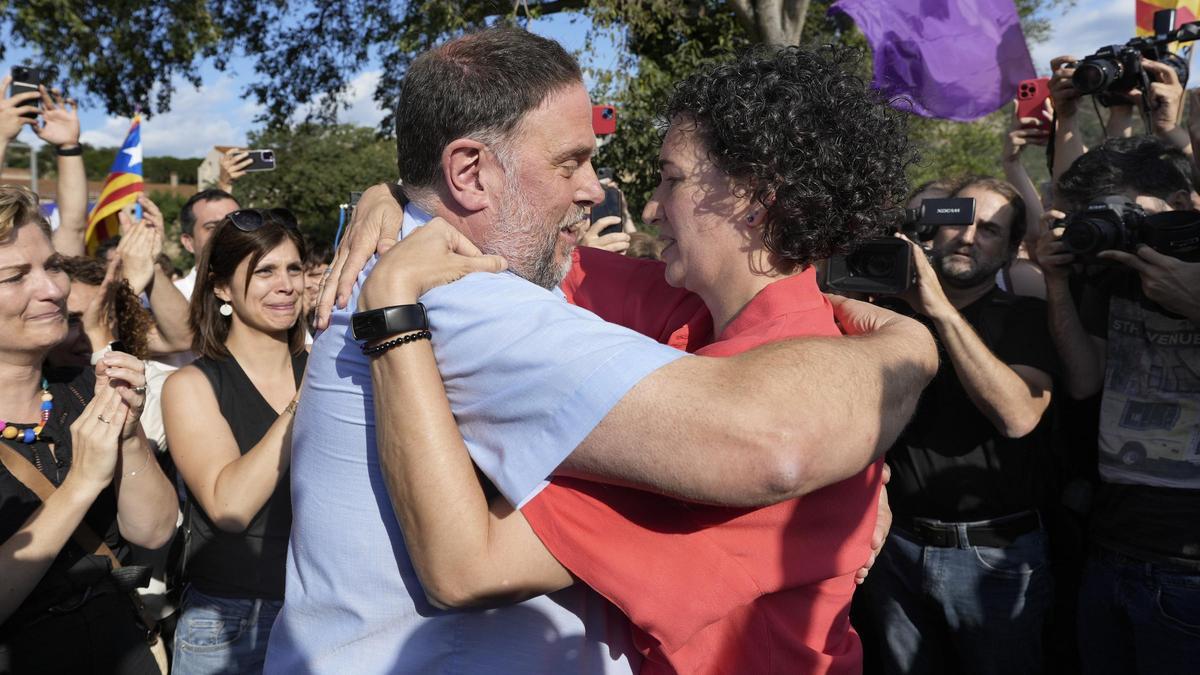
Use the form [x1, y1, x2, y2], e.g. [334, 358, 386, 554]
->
[0, 592, 158, 674]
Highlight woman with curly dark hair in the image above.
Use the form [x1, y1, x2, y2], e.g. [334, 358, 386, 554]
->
[362, 45, 917, 674]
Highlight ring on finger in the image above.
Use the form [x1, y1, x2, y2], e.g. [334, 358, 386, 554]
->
[132, 385, 147, 395]
[97, 414, 111, 424]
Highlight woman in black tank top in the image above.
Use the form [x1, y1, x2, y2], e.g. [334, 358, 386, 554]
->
[163, 211, 307, 675]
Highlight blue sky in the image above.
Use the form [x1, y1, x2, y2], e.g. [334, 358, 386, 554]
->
[6, 1, 1133, 158]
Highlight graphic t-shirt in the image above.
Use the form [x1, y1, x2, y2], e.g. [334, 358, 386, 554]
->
[1081, 271, 1200, 564]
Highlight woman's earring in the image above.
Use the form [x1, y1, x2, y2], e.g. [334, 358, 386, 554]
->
[219, 302, 233, 317]
[746, 211, 758, 223]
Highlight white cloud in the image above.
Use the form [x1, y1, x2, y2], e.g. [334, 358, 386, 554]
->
[291, 69, 388, 129]
[76, 74, 262, 158]
[1029, 0, 1136, 74]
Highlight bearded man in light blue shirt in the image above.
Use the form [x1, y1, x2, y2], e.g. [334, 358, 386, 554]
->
[265, 26, 937, 674]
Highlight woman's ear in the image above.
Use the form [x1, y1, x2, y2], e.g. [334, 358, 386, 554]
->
[213, 282, 232, 303]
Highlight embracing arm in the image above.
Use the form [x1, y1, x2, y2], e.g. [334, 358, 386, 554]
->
[560, 299, 936, 507]
[371, 334, 573, 609]
[361, 221, 568, 609]
[163, 366, 296, 532]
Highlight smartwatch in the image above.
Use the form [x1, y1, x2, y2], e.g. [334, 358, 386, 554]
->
[351, 303, 428, 342]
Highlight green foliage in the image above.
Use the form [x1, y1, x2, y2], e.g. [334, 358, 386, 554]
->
[144, 157, 202, 184]
[591, 2, 753, 227]
[81, 146, 118, 180]
[231, 124, 397, 245]
[2, 0, 1078, 211]
[78, 146, 200, 183]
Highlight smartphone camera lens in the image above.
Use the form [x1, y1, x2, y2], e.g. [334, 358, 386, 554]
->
[262, 151, 274, 161]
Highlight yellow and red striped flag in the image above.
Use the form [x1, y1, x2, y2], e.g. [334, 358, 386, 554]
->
[1137, 0, 1200, 38]
[85, 115, 143, 255]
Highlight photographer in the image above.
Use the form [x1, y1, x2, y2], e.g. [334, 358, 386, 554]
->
[857, 177, 1059, 675]
[1035, 135, 1200, 673]
[1050, 50, 1191, 184]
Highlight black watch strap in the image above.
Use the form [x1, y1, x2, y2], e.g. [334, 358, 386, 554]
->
[56, 145, 83, 157]
[351, 303, 428, 342]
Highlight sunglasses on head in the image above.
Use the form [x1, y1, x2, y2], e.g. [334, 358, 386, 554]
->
[225, 208, 299, 232]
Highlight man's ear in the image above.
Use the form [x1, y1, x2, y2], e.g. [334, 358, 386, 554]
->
[181, 233, 196, 255]
[1169, 189, 1194, 212]
[441, 139, 495, 213]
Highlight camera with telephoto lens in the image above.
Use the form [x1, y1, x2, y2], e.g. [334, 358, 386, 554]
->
[1072, 9, 1199, 107]
[824, 197, 976, 295]
[1059, 196, 1200, 263]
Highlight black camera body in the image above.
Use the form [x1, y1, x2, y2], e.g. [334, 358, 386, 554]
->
[1060, 197, 1200, 263]
[825, 197, 976, 295]
[1072, 9, 1198, 107]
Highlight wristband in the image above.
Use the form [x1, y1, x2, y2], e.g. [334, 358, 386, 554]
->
[351, 303, 427, 342]
[56, 144, 83, 157]
[362, 330, 432, 356]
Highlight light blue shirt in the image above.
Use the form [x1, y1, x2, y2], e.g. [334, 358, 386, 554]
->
[265, 205, 685, 674]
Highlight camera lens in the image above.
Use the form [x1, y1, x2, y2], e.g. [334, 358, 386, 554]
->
[1063, 217, 1121, 256]
[1073, 59, 1120, 94]
[262, 151, 274, 161]
[847, 251, 894, 278]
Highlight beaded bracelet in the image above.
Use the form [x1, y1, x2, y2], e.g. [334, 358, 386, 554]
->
[362, 330, 432, 356]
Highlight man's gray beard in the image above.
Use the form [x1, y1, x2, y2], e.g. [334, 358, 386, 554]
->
[488, 180, 584, 290]
[933, 249, 1007, 288]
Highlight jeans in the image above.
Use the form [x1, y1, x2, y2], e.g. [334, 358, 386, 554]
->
[857, 523, 1053, 675]
[1077, 545, 1200, 675]
[172, 586, 281, 675]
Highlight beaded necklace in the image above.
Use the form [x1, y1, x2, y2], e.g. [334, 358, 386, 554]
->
[0, 378, 53, 444]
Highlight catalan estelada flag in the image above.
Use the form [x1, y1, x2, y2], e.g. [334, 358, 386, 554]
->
[85, 116, 143, 255]
[1137, 0, 1199, 38]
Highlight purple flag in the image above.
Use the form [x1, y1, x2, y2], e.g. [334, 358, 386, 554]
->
[829, 0, 1036, 121]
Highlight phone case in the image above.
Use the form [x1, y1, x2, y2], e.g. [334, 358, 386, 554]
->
[244, 150, 276, 172]
[592, 105, 616, 136]
[1017, 78, 1052, 130]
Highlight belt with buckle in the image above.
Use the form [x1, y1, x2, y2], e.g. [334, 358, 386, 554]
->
[898, 511, 1041, 549]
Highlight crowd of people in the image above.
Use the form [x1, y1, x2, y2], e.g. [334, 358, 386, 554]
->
[0, 22, 1197, 675]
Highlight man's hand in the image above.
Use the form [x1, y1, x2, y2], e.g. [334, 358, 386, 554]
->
[577, 216, 632, 254]
[1049, 55, 1083, 121]
[316, 183, 405, 329]
[32, 86, 80, 148]
[856, 464, 892, 585]
[1139, 59, 1186, 136]
[1004, 99, 1051, 163]
[896, 234, 955, 321]
[1033, 210, 1074, 284]
[1099, 246, 1200, 322]
[218, 148, 253, 191]
[357, 218, 506, 312]
[116, 195, 165, 295]
[1186, 88, 1200, 146]
[0, 76, 38, 141]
